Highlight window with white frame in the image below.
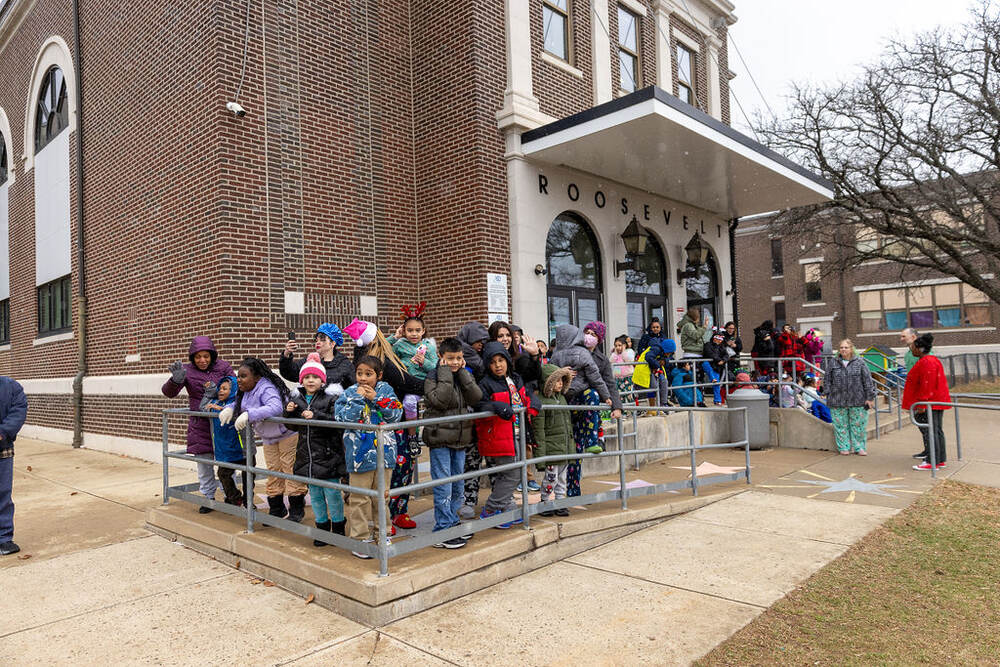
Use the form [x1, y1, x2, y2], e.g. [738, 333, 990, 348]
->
[677, 43, 695, 105]
[617, 6, 639, 93]
[858, 283, 991, 332]
[543, 0, 570, 62]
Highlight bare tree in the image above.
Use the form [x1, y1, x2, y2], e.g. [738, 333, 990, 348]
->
[758, 1, 1000, 304]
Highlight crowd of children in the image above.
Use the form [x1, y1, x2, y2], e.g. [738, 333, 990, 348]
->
[164, 309, 831, 559]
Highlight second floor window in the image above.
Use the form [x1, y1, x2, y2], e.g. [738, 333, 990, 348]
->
[0, 299, 8, 345]
[0, 138, 7, 185]
[618, 6, 639, 92]
[770, 238, 783, 276]
[543, 0, 570, 61]
[804, 263, 822, 302]
[677, 44, 696, 105]
[36, 66, 69, 153]
[38, 275, 71, 336]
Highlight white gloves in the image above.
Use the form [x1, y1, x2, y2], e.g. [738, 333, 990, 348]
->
[217, 407, 234, 424]
[234, 412, 249, 431]
[325, 382, 344, 397]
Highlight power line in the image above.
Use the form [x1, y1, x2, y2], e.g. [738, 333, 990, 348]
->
[727, 30, 774, 117]
[233, 0, 253, 102]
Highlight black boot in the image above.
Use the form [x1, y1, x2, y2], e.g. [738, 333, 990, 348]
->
[267, 495, 287, 518]
[287, 494, 306, 523]
[313, 521, 331, 547]
[331, 519, 346, 536]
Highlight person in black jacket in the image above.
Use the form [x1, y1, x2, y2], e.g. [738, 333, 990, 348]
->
[279, 323, 354, 399]
[284, 354, 347, 546]
[701, 330, 728, 404]
[457, 321, 490, 381]
[723, 321, 744, 377]
[751, 320, 778, 376]
[490, 321, 543, 491]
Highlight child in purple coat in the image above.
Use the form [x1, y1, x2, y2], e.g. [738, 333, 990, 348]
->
[161, 336, 234, 512]
[219, 358, 306, 522]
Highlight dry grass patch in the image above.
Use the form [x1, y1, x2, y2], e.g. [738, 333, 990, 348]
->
[951, 379, 1000, 395]
[698, 481, 1000, 666]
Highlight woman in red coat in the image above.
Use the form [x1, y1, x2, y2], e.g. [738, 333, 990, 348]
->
[902, 333, 951, 470]
[776, 325, 805, 375]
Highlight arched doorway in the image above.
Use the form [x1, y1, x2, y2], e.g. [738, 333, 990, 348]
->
[625, 230, 668, 339]
[686, 250, 719, 331]
[546, 213, 603, 342]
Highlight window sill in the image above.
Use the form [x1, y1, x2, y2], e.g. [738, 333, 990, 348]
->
[771, 274, 783, 279]
[541, 51, 583, 79]
[33, 331, 74, 346]
[802, 302, 826, 307]
[0, 344, 9, 352]
[856, 326, 996, 337]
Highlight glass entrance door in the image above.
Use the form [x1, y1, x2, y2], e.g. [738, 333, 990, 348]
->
[546, 213, 604, 343]
[625, 230, 668, 339]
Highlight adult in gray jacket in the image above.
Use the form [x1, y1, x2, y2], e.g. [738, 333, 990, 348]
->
[582, 321, 622, 420]
[824, 339, 875, 456]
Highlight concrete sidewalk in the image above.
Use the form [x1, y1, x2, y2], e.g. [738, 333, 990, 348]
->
[1, 406, 996, 665]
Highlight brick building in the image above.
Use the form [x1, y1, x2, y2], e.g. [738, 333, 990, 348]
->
[735, 212, 1000, 355]
[0, 0, 829, 456]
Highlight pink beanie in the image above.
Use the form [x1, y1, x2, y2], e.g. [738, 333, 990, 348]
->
[343, 318, 378, 347]
[299, 352, 327, 383]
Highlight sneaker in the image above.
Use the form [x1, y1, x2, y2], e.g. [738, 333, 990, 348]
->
[458, 504, 477, 520]
[912, 461, 946, 471]
[527, 480, 541, 492]
[516, 483, 523, 492]
[554, 508, 570, 517]
[198, 506, 213, 514]
[538, 510, 556, 517]
[433, 537, 467, 549]
[912, 451, 929, 459]
[0, 541, 20, 556]
[392, 514, 417, 529]
[584, 445, 603, 454]
[479, 508, 512, 529]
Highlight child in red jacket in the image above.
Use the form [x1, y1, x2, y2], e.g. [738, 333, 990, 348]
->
[475, 341, 537, 528]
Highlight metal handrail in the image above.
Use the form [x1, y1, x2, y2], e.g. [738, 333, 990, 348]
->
[908, 399, 1000, 478]
[162, 402, 749, 576]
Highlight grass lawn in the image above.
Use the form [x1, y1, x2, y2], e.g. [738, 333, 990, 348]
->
[950, 379, 1000, 395]
[698, 481, 1000, 665]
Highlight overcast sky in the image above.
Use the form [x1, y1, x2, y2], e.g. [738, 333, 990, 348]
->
[727, 0, 979, 135]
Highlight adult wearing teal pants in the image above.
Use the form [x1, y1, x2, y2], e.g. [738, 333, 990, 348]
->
[824, 339, 875, 456]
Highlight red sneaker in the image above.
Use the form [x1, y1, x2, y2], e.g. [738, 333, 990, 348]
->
[389, 524, 397, 537]
[912, 461, 946, 471]
[392, 514, 417, 529]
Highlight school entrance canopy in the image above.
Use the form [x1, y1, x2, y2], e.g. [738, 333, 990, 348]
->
[520, 87, 834, 219]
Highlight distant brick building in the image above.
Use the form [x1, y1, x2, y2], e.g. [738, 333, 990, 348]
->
[0, 0, 829, 456]
[735, 212, 1000, 355]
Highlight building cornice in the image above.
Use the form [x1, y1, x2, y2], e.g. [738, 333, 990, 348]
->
[0, 0, 37, 57]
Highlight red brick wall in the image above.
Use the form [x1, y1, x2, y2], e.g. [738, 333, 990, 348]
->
[531, 0, 593, 118]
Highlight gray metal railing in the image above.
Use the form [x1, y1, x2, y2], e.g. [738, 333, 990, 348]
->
[162, 402, 750, 576]
[908, 393, 1000, 478]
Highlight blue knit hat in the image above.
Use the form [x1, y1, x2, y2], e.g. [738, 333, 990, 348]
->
[316, 322, 343, 346]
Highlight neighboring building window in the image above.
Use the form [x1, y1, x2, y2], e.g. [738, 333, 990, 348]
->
[858, 283, 991, 332]
[35, 66, 69, 153]
[677, 44, 695, 105]
[803, 263, 822, 302]
[770, 238, 783, 276]
[774, 301, 786, 329]
[0, 138, 7, 185]
[543, 0, 570, 61]
[37, 275, 71, 335]
[618, 6, 639, 93]
[0, 299, 8, 345]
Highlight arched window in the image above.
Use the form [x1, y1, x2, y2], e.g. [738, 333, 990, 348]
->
[35, 66, 69, 153]
[546, 213, 603, 342]
[686, 250, 719, 330]
[625, 230, 668, 339]
[0, 138, 7, 185]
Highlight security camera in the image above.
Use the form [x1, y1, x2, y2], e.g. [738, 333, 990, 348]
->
[226, 101, 246, 117]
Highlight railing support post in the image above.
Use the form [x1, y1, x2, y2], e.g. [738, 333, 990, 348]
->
[519, 412, 530, 530]
[743, 408, 751, 485]
[954, 404, 962, 462]
[688, 410, 698, 496]
[161, 413, 170, 506]
[618, 415, 628, 510]
[927, 408, 938, 479]
[377, 424, 389, 577]
[245, 425, 256, 534]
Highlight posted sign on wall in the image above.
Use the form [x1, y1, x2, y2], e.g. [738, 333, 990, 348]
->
[487, 273, 509, 323]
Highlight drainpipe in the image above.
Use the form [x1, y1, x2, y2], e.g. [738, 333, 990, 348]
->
[728, 217, 739, 328]
[71, 0, 87, 448]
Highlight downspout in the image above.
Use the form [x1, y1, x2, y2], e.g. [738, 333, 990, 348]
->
[71, 0, 87, 448]
[728, 217, 739, 328]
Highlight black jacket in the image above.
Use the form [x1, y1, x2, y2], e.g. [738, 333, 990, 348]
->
[279, 352, 354, 392]
[592, 348, 623, 410]
[751, 325, 776, 359]
[457, 321, 489, 381]
[422, 366, 483, 448]
[285, 389, 346, 480]
[702, 340, 728, 370]
[352, 347, 424, 397]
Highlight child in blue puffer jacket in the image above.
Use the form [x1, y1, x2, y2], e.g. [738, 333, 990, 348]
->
[200, 376, 246, 506]
[334, 355, 403, 557]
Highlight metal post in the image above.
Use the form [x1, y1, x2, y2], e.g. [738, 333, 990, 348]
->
[743, 408, 751, 484]
[245, 425, 255, 534]
[927, 407, 937, 479]
[873, 397, 880, 439]
[949, 356, 956, 386]
[519, 410, 530, 529]
[617, 415, 628, 510]
[962, 354, 969, 384]
[377, 424, 389, 577]
[632, 408, 639, 471]
[896, 383, 902, 430]
[161, 413, 170, 505]
[954, 404, 962, 462]
[688, 410, 698, 496]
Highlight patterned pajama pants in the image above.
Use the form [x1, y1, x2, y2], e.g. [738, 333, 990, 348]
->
[567, 389, 601, 497]
[831, 406, 868, 453]
[389, 432, 418, 517]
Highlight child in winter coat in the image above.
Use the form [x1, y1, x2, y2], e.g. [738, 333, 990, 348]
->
[475, 341, 537, 527]
[611, 335, 635, 401]
[422, 337, 483, 547]
[284, 353, 347, 547]
[161, 336, 235, 510]
[199, 376, 245, 507]
[334, 355, 403, 557]
[533, 364, 575, 517]
[218, 358, 305, 522]
[632, 337, 677, 408]
[670, 362, 704, 407]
